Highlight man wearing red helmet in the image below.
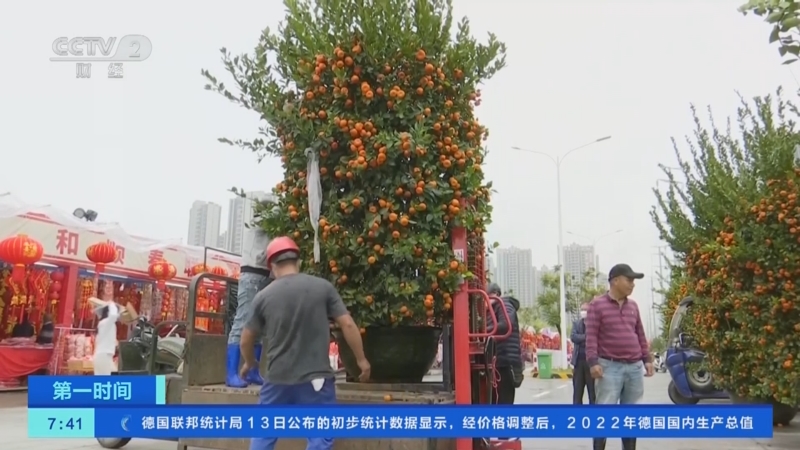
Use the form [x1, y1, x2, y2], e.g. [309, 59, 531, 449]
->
[240, 236, 370, 450]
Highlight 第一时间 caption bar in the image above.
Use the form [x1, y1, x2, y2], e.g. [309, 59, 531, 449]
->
[84, 405, 773, 439]
[28, 375, 166, 407]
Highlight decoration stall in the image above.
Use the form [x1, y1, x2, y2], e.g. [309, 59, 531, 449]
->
[521, 326, 574, 375]
[0, 194, 241, 388]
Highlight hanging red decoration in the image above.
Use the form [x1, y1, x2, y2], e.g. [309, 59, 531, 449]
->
[209, 266, 229, 290]
[209, 290, 224, 334]
[161, 288, 173, 321]
[195, 286, 209, 331]
[0, 234, 44, 282]
[210, 266, 228, 277]
[191, 264, 208, 276]
[50, 270, 65, 283]
[48, 279, 61, 310]
[86, 242, 117, 273]
[148, 260, 177, 290]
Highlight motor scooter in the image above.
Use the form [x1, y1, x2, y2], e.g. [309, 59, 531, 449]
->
[665, 297, 728, 405]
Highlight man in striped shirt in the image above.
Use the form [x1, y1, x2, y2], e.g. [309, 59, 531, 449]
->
[586, 264, 654, 450]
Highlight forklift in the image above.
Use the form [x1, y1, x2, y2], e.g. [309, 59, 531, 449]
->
[100, 220, 520, 450]
[450, 225, 521, 450]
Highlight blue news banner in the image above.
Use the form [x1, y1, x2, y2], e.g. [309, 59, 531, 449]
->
[28, 376, 773, 439]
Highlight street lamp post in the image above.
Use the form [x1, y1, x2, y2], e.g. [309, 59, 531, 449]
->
[511, 135, 612, 367]
[565, 229, 623, 289]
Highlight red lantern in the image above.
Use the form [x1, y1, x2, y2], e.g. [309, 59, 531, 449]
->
[49, 279, 62, 304]
[50, 270, 65, 282]
[148, 260, 177, 290]
[191, 264, 208, 276]
[86, 242, 117, 273]
[0, 234, 44, 282]
[210, 266, 228, 277]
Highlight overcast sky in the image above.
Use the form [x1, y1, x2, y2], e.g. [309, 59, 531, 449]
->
[1, 1, 796, 328]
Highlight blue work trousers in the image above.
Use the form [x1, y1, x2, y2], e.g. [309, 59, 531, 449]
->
[250, 377, 336, 450]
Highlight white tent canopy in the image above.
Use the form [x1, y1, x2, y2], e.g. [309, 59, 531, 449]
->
[0, 193, 240, 279]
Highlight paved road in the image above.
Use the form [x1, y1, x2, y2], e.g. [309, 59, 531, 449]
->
[517, 373, 799, 449]
[1, 373, 798, 450]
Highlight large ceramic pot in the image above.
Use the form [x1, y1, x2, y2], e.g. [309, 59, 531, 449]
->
[333, 326, 442, 383]
[729, 393, 797, 426]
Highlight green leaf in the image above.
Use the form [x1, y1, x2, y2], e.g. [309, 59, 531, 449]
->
[781, 16, 800, 29]
[767, 11, 785, 23]
[770, 26, 781, 43]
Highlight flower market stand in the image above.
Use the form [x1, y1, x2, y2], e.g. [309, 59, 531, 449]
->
[0, 194, 242, 387]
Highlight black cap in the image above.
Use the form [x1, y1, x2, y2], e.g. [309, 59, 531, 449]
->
[487, 283, 502, 295]
[608, 264, 644, 281]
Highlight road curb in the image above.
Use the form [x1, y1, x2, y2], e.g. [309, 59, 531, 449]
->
[526, 369, 573, 380]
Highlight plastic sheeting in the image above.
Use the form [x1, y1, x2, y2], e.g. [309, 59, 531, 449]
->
[0, 193, 182, 254]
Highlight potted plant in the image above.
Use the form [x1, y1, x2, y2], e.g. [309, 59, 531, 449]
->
[653, 89, 800, 425]
[203, 0, 505, 382]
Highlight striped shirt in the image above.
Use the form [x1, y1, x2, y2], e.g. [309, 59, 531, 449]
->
[585, 293, 649, 367]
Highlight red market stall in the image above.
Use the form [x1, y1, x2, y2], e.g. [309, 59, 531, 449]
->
[521, 326, 574, 375]
[0, 194, 242, 387]
[0, 234, 52, 390]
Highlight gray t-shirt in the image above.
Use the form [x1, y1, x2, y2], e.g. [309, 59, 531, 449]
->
[245, 273, 349, 384]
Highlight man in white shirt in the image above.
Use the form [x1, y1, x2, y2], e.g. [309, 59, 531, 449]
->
[226, 193, 273, 387]
[93, 300, 119, 375]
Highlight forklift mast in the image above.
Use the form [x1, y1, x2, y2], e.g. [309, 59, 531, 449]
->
[451, 212, 521, 450]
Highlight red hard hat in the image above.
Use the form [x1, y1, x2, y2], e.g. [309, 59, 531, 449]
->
[265, 236, 300, 266]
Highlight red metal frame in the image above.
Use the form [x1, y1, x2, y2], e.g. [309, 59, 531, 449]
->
[451, 225, 472, 450]
[451, 218, 522, 450]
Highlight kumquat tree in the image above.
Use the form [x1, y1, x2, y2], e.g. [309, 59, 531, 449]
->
[652, 89, 800, 415]
[201, 0, 506, 379]
[657, 264, 689, 340]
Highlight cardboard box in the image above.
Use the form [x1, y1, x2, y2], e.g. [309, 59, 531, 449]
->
[88, 298, 139, 324]
[120, 302, 139, 324]
[67, 360, 83, 371]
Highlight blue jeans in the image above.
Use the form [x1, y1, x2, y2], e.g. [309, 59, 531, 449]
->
[595, 358, 644, 405]
[228, 272, 270, 344]
[250, 378, 336, 450]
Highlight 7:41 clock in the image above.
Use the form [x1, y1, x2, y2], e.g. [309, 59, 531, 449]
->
[28, 408, 95, 438]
